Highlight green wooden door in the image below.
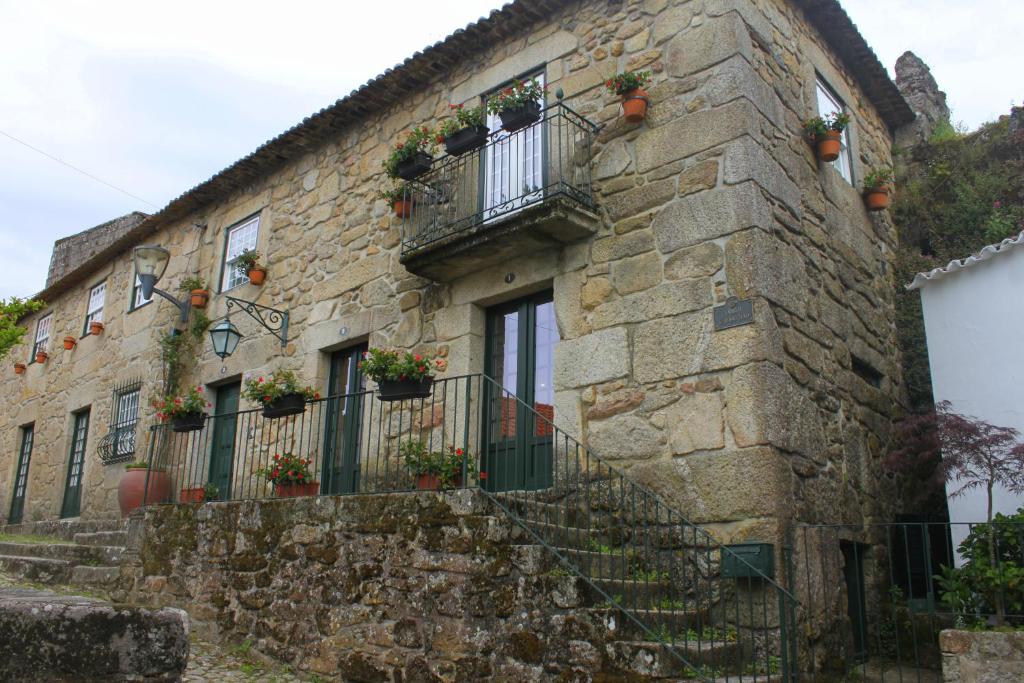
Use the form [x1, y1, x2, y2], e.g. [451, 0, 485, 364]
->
[61, 410, 90, 518]
[322, 345, 367, 495]
[209, 382, 240, 499]
[9, 425, 34, 524]
[483, 292, 557, 492]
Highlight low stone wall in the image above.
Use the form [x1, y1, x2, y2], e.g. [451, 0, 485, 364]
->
[123, 490, 637, 680]
[940, 629, 1024, 682]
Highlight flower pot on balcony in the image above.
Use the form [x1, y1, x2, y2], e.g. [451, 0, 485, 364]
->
[498, 100, 542, 133]
[172, 411, 206, 433]
[274, 481, 320, 498]
[247, 267, 267, 285]
[189, 289, 210, 309]
[14, 362, 26, 375]
[63, 336, 77, 350]
[864, 187, 891, 212]
[35, 351, 48, 365]
[89, 321, 104, 336]
[815, 131, 843, 162]
[180, 487, 205, 504]
[444, 125, 490, 156]
[377, 377, 434, 402]
[621, 88, 649, 123]
[394, 199, 414, 219]
[395, 152, 433, 180]
[415, 473, 462, 491]
[118, 467, 170, 516]
[262, 392, 307, 418]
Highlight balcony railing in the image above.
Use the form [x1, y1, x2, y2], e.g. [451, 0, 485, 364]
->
[398, 102, 597, 259]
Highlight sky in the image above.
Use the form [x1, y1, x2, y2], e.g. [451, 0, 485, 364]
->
[0, 0, 1019, 299]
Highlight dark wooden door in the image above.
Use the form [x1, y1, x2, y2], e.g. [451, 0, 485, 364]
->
[841, 541, 869, 662]
[61, 410, 90, 518]
[208, 382, 240, 499]
[9, 425, 34, 524]
[322, 344, 367, 494]
[483, 292, 557, 492]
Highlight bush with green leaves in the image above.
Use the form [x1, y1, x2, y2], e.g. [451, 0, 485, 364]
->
[0, 297, 45, 361]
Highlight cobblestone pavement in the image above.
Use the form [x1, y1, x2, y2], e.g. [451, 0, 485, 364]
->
[0, 571, 326, 682]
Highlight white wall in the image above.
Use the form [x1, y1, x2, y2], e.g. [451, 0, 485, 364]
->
[919, 244, 1024, 559]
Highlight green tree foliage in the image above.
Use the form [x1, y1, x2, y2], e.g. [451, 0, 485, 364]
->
[894, 115, 1024, 407]
[0, 297, 46, 361]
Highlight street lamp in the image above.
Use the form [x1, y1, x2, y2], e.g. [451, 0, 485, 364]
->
[132, 245, 189, 322]
[209, 319, 242, 359]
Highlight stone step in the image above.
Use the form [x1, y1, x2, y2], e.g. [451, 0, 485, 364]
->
[0, 555, 72, 584]
[70, 565, 122, 587]
[496, 497, 619, 528]
[586, 607, 709, 640]
[606, 638, 743, 678]
[73, 530, 128, 547]
[0, 541, 124, 565]
[584, 577, 678, 609]
[0, 518, 125, 541]
[520, 520, 630, 550]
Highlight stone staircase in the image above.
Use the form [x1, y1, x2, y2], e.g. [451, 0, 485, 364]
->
[495, 494, 780, 682]
[0, 518, 127, 592]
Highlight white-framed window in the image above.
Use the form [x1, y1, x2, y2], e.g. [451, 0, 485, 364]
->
[32, 313, 52, 360]
[131, 275, 152, 311]
[816, 77, 853, 183]
[222, 216, 260, 291]
[114, 387, 140, 427]
[84, 281, 106, 332]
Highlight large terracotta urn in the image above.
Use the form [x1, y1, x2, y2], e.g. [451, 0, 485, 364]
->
[118, 466, 171, 516]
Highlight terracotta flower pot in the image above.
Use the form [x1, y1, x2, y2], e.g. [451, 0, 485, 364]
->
[189, 289, 209, 309]
[815, 130, 843, 162]
[118, 467, 171, 516]
[14, 363, 26, 375]
[864, 187, 891, 212]
[274, 481, 320, 498]
[63, 336, 77, 350]
[180, 487, 205, 504]
[394, 199, 413, 219]
[89, 321, 104, 336]
[247, 267, 267, 285]
[621, 88, 649, 123]
[35, 351, 48, 364]
[415, 473, 462, 491]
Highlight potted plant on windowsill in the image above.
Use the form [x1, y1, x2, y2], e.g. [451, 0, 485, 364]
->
[359, 348, 446, 402]
[437, 103, 489, 156]
[13, 362, 26, 375]
[243, 369, 319, 418]
[400, 440, 474, 490]
[235, 249, 266, 285]
[153, 385, 211, 433]
[606, 70, 652, 123]
[118, 461, 171, 516]
[63, 335, 77, 350]
[803, 112, 850, 162]
[35, 350, 48, 364]
[487, 78, 546, 132]
[256, 452, 319, 497]
[384, 126, 436, 181]
[178, 275, 210, 309]
[378, 184, 415, 219]
[89, 320, 105, 336]
[862, 167, 895, 212]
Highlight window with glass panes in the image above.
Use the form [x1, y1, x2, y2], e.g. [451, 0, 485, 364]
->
[113, 387, 140, 458]
[9, 424, 34, 524]
[84, 281, 106, 333]
[815, 77, 853, 183]
[131, 275, 152, 310]
[222, 216, 260, 291]
[32, 313, 52, 360]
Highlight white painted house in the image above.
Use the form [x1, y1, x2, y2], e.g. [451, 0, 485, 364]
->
[909, 232, 1024, 558]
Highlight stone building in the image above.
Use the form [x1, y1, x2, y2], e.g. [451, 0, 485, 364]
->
[2, 2, 913, 667]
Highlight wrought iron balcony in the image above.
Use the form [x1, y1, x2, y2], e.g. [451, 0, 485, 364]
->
[398, 102, 600, 281]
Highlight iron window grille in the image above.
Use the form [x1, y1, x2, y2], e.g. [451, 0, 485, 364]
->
[97, 379, 142, 464]
[221, 215, 260, 291]
[31, 313, 52, 361]
[83, 280, 106, 334]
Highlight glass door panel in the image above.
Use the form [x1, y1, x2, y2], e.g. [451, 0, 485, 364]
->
[209, 383, 239, 499]
[9, 425, 34, 523]
[322, 344, 367, 495]
[61, 410, 90, 518]
[484, 73, 545, 221]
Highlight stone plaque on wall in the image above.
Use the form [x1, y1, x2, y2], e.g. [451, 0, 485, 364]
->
[713, 297, 754, 331]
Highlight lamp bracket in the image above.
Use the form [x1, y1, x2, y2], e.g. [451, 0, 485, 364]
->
[151, 287, 191, 323]
[223, 296, 290, 348]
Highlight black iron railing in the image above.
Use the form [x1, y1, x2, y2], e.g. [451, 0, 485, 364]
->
[399, 102, 596, 255]
[794, 521, 1024, 680]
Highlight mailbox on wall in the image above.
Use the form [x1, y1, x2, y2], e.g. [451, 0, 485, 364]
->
[721, 542, 775, 579]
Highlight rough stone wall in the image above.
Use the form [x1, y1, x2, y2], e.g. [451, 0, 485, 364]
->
[2, 0, 904, 539]
[124, 490, 633, 680]
[46, 212, 148, 287]
[940, 629, 1024, 683]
